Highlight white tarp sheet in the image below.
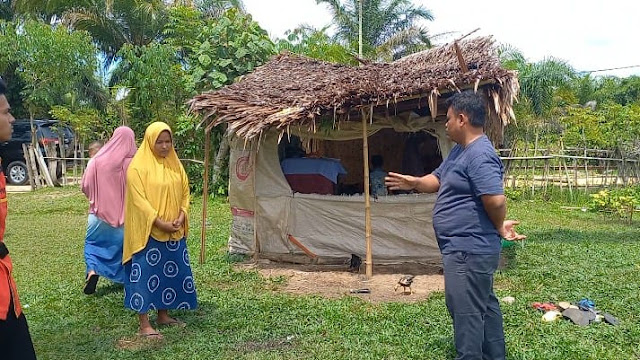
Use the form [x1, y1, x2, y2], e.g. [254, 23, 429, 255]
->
[228, 129, 445, 263]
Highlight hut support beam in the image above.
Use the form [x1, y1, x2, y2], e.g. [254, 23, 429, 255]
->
[199, 120, 215, 264]
[362, 106, 373, 278]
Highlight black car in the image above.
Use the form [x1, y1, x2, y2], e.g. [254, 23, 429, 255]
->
[0, 119, 75, 185]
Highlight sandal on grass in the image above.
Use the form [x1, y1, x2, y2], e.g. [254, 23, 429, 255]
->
[137, 330, 163, 340]
[603, 313, 620, 326]
[157, 317, 186, 328]
[562, 308, 591, 326]
[83, 274, 99, 295]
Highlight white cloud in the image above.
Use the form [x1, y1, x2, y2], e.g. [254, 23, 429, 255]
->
[244, 0, 640, 77]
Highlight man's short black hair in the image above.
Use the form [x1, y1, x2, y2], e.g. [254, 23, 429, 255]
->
[445, 90, 487, 127]
[371, 154, 383, 168]
[0, 78, 6, 95]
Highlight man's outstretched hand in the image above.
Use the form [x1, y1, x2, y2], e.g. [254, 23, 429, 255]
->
[500, 220, 526, 241]
[385, 172, 416, 191]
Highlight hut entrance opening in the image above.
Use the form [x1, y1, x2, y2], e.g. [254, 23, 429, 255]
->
[278, 130, 442, 196]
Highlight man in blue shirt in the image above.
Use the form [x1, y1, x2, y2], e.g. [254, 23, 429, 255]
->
[386, 91, 525, 360]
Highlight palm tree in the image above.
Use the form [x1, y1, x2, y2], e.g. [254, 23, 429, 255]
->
[316, 0, 434, 60]
[13, 0, 167, 65]
[194, 0, 244, 18]
[500, 46, 576, 117]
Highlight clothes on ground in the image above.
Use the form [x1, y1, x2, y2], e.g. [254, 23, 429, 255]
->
[124, 237, 197, 313]
[432, 135, 504, 254]
[369, 168, 388, 196]
[84, 214, 126, 283]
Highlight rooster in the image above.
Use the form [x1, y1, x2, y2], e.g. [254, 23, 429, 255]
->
[394, 275, 415, 294]
[348, 254, 362, 273]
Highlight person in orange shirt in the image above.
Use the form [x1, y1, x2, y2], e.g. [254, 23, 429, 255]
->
[0, 78, 37, 359]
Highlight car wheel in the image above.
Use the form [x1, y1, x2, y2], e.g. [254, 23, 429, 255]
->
[7, 161, 28, 185]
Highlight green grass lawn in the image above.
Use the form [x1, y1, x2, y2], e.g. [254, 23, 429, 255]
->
[5, 186, 640, 359]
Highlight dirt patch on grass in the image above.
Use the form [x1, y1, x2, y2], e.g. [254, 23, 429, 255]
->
[239, 262, 445, 303]
[236, 336, 296, 352]
[115, 335, 165, 351]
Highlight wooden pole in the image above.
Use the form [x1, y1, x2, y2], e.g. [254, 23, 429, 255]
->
[34, 143, 54, 187]
[582, 132, 588, 192]
[358, 0, 363, 58]
[543, 148, 550, 196]
[362, 107, 373, 279]
[73, 135, 78, 185]
[27, 145, 41, 187]
[21, 144, 36, 190]
[531, 131, 539, 196]
[199, 120, 213, 264]
[560, 140, 573, 199]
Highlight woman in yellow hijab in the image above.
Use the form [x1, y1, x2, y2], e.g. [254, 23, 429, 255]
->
[123, 122, 196, 339]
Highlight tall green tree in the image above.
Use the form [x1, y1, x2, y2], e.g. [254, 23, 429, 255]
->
[1, 20, 100, 118]
[195, 0, 244, 18]
[500, 46, 576, 118]
[13, 0, 167, 65]
[316, 0, 434, 60]
[276, 25, 357, 65]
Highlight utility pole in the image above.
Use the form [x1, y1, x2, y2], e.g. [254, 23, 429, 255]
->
[358, 0, 363, 58]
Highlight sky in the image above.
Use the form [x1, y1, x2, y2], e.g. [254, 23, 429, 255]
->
[243, 0, 640, 77]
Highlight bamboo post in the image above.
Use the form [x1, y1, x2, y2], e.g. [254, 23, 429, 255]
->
[510, 146, 517, 189]
[531, 131, 539, 196]
[45, 143, 60, 186]
[34, 143, 54, 187]
[358, 0, 363, 58]
[80, 140, 86, 175]
[362, 107, 373, 279]
[199, 120, 213, 264]
[58, 132, 66, 185]
[620, 148, 627, 187]
[73, 136, 78, 185]
[21, 144, 36, 190]
[543, 148, 550, 196]
[558, 152, 564, 194]
[27, 145, 42, 187]
[523, 132, 529, 192]
[560, 140, 573, 199]
[604, 158, 610, 186]
[582, 134, 588, 192]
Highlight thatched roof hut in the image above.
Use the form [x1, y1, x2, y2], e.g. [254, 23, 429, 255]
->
[189, 37, 520, 273]
[190, 36, 519, 144]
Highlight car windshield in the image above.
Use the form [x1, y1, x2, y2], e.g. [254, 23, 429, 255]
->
[38, 123, 73, 139]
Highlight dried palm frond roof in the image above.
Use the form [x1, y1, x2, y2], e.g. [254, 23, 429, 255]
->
[189, 36, 519, 143]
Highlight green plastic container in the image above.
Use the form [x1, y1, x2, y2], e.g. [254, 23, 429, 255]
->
[501, 239, 516, 248]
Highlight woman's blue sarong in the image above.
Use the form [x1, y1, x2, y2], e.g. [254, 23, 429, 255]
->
[84, 214, 126, 283]
[124, 237, 197, 314]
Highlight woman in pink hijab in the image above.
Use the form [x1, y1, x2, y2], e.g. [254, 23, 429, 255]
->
[81, 126, 137, 294]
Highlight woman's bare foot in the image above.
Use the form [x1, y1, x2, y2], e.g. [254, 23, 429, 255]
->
[137, 314, 163, 339]
[156, 310, 186, 327]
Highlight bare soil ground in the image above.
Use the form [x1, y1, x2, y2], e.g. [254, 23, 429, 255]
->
[238, 261, 445, 304]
